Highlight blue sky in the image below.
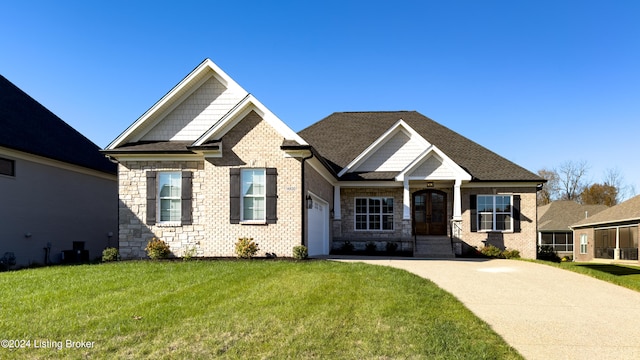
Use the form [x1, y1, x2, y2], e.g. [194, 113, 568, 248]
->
[2, 1, 639, 196]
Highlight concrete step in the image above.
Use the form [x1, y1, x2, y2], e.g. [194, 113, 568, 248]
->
[414, 237, 455, 258]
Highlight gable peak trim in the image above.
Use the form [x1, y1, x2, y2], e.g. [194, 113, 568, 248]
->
[192, 94, 307, 146]
[395, 145, 472, 182]
[337, 119, 430, 177]
[106, 58, 247, 150]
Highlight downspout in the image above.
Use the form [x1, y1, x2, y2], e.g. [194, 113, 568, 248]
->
[301, 152, 314, 246]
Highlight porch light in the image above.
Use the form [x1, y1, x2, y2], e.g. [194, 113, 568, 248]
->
[426, 182, 434, 187]
[306, 194, 313, 209]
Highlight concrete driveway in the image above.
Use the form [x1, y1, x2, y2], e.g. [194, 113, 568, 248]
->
[334, 258, 640, 360]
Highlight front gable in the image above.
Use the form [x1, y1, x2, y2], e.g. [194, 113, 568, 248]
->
[192, 94, 306, 148]
[338, 120, 430, 177]
[337, 119, 471, 182]
[106, 59, 307, 155]
[355, 126, 427, 172]
[107, 59, 248, 148]
[140, 75, 246, 141]
[396, 146, 472, 182]
[406, 152, 453, 179]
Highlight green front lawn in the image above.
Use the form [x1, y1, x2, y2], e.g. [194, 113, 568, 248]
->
[553, 262, 640, 292]
[0, 260, 521, 359]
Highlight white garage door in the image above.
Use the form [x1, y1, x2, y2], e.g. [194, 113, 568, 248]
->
[307, 193, 329, 257]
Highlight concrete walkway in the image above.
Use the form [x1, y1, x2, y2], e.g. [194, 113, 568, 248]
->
[334, 257, 640, 360]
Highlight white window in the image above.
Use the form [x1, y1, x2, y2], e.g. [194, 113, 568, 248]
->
[158, 172, 182, 222]
[478, 195, 512, 231]
[580, 234, 588, 254]
[355, 198, 394, 230]
[242, 169, 265, 222]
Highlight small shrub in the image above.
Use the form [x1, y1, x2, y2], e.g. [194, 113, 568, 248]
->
[561, 255, 572, 262]
[235, 237, 259, 259]
[340, 241, 355, 254]
[145, 238, 171, 260]
[502, 249, 520, 259]
[292, 245, 308, 260]
[480, 245, 504, 258]
[365, 241, 377, 254]
[102, 247, 119, 262]
[537, 245, 561, 262]
[385, 242, 398, 255]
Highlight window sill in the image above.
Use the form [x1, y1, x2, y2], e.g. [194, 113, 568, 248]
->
[240, 220, 267, 225]
[156, 222, 182, 227]
[478, 230, 514, 234]
[354, 229, 395, 232]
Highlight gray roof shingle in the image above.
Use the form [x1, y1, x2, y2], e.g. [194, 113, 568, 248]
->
[0, 75, 116, 175]
[538, 201, 608, 232]
[298, 111, 543, 182]
[572, 195, 640, 228]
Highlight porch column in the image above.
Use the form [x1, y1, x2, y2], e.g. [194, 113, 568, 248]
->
[614, 226, 620, 260]
[403, 178, 410, 220]
[453, 179, 462, 220]
[333, 185, 341, 220]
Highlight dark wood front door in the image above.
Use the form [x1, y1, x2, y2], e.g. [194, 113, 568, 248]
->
[413, 190, 447, 235]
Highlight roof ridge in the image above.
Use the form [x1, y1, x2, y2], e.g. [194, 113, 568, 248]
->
[334, 110, 415, 114]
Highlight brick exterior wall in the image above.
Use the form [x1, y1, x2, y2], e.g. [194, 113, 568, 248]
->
[573, 228, 595, 262]
[118, 111, 302, 259]
[460, 187, 538, 259]
[334, 184, 538, 258]
[336, 187, 405, 251]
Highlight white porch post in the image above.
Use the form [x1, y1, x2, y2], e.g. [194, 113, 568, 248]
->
[403, 178, 411, 220]
[453, 179, 462, 220]
[614, 226, 620, 260]
[333, 185, 341, 220]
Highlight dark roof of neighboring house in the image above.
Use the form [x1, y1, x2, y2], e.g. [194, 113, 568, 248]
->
[572, 195, 640, 228]
[0, 75, 116, 175]
[538, 201, 608, 232]
[298, 111, 544, 182]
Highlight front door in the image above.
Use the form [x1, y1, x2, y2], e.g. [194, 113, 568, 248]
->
[412, 190, 447, 235]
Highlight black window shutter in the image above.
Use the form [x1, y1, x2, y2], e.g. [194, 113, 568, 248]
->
[266, 168, 278, 224]
[513, 195, 521, 233]
[470, 194, 477, 232]
[229, 168, 240, 224]
[181, 171, 193, 225]
[146, 171, 157, 225]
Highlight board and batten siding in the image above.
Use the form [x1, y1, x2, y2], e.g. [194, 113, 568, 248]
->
[141, 75, 247, 141]
[356, 130, 424, 172]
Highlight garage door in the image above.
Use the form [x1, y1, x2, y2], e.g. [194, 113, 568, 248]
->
[307, 193, 329, 256]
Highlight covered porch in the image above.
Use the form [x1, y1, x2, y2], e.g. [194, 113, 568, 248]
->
[331, 177, 469, 257]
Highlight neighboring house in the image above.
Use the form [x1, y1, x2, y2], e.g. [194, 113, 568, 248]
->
[104, 59, 545, 259]
[537, 201, 607, 258]
[571, 195, 640, 263]
[0, 75, 118, 267]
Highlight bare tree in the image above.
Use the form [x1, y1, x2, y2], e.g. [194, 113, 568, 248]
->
[603, 167, 636, 203]
[556, 160, 589, 202]
[537, 168, 559, 205]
